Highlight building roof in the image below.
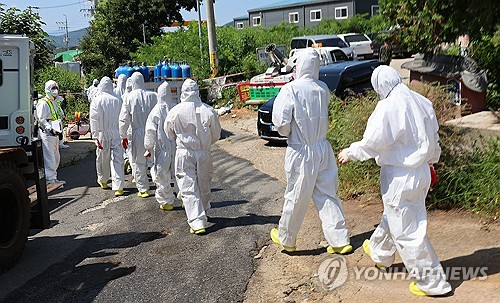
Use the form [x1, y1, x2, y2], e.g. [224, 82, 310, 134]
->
[248, 0, 316, 13]
[233, 15, 249, 21]
[54, 49, 82, 62]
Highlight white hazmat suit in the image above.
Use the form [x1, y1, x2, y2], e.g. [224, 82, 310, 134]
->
[114, 74, 127, 97]
[339, 65, 451, 296]
[119, 72, 157, 195]
[90, 77, 125, 192]
[87, 79, 99, 103]
[36, 80, 65, 184]
[271, 49, 350, 251]
[144, 81, 177, 208]
[164, 79, 221, 232]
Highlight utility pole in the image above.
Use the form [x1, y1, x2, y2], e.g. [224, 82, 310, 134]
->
[205, 0, 218, 77]
[56, 14, 70, 51]
[196, 0, 203, 63]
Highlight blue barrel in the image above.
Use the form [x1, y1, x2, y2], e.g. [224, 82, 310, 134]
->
[171, 62, 182, 79]
[154, 60, 162, 82]
[161, 61, 171, 79]
[180, 62, 191, 78]
[140, 63, 149, 82]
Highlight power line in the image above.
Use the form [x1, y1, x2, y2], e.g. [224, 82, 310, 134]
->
[38, 1, 89, 10]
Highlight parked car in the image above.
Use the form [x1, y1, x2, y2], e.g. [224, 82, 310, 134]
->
[290, 35, 357, 60]
[368, 30, 412, 58]
[337, 33, 374, 60]
[257, 60, 383, 141]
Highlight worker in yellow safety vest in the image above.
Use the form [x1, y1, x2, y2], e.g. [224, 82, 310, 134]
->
[36, 80, 66, 185]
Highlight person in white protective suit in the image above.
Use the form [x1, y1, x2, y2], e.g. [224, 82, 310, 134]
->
[114, 74, 127, 97]
[121, 77, 134, 177]
[36, 80, 66, 185]
[269, 49, 352, 254]
[144, 81, 178, 210]
[119, 72, 157, 198]
[86, 79, 99, 103]
[164, 79, 221, 235]
[89, 76, 125, 196]
[337, 65, 452, 296]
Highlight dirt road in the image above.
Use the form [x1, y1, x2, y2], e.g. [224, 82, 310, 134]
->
[217, 109, 499, 303]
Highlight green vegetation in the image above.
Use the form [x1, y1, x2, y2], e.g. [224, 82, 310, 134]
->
[380, 0, 500, 110]
[34, 66, 88, 121]
[327, 92, 380, 199]
[78, 0, 198, 80]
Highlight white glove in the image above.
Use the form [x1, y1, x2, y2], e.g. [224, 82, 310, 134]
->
[337, 149, 351, 164]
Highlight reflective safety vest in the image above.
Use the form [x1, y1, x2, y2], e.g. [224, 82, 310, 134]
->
[40, 97, 61, 121]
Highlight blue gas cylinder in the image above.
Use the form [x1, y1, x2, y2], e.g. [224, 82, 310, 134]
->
[114, 64, 122, 78]
[140, 63, 149, 82]
[133, 63, 141, 74]
[180, 62, 191, 78]
[154, 60, 163, 82]
[161, 61, 172, 79]
[124, 64, 134, 78]
[171, 62, 182, 79]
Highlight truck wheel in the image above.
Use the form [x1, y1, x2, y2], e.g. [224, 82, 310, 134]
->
[0, 161, 30, 273]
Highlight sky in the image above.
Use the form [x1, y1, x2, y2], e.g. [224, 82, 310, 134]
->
[1, 0, 278, 35]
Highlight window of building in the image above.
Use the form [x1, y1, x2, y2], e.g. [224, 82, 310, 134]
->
[289, 12, 299, 24]
[371, 5, 380, 16]
[335, 6, 348, 19]
[236, 22, 244, 29]
[252, 16, 261, 26]
[310, 9, 321, 22]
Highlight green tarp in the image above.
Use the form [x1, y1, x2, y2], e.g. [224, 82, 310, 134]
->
[54, 49, 82, 62]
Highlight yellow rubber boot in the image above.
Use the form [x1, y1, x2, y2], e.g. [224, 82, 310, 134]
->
[270, 228, 296, 252]
[363, 239, 387, 271]
[114, 190, 124, 196]
[98, 181, 108, 189]
[189, 227, 206, 235]
[137, 191, 149, 198]
[327, 244, 353, 255]
[159, 203, 174, 211]
[409, 282, 429, 296]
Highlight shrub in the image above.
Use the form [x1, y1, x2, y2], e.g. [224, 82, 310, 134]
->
[327, 92, 380, 199]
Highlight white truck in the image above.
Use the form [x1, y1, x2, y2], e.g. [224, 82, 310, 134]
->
[0, 35, 57, 272]
[247, 44, 350, 106]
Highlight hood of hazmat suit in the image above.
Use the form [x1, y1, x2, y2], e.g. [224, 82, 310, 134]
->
[145, 81, 175, 152]
[164, 79, 221, 151]
[114, 74, 127, 97]
[119, 72, 157, 138]
[90, 76, 122, 141]
[346, 65, 441, 167]
[272, 48, 330, 146]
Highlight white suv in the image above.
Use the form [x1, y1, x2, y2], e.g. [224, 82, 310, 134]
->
[337, 33, 374, 60]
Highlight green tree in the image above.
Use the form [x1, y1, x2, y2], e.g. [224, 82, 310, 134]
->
[380, 0, 500, 52]
[79, 0, 198, 79]
[0, 3, 52, 69]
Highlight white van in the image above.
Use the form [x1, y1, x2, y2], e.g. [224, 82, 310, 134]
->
[337, 33, 374, 60]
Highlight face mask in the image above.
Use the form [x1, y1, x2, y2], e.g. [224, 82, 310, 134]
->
[50, 88, 59, 97]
